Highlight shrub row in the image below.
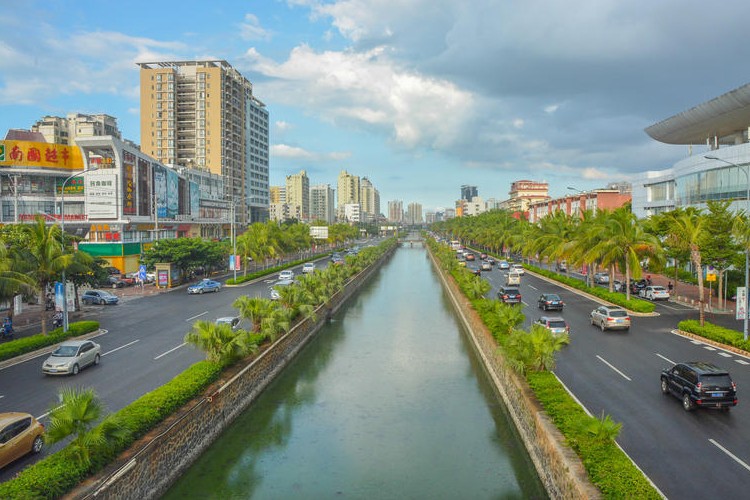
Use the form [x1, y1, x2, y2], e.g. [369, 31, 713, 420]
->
[678, 319, 750, 352]
[0, 238, 397, 499]
[427, 237, 660, 498]
[0, 321, 100, 362]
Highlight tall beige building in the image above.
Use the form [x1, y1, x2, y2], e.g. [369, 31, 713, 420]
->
[406, 202, 423, 224]
[269, 186, 286, 204]
[138, 60, 269, 223]
[360, 177, 380, 222]
[310, 184, 335, 223]
[285, 170, 310, 221]
[337, 170, 360, 208]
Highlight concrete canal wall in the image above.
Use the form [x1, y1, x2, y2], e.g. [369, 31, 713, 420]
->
[70, 247, 395, 500]
[426, 247, 600, 499]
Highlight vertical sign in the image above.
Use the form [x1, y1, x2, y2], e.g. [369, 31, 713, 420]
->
[737, 287, 747, 320]
[123, 151, 136, 215]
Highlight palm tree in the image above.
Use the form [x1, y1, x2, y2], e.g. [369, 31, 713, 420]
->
[0, 237, 36, 319]
[184, 320, 247, 363]
[45, 387, 128, 467]
[233, 296, 281, 333]
[504, 324, 570, 373]
[667, 210, 708, 325]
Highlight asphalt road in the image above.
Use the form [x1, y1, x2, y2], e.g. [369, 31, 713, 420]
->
[470, 252, 750, 499]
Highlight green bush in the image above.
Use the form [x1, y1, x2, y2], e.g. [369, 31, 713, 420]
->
[0, 321, 100, 362]
[678, 320, 750, 352]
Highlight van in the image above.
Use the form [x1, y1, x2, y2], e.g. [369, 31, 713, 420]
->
[506, 271, 521, 286]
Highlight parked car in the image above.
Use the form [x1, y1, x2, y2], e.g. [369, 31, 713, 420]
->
[486, 257, 495, 265]
[279, 269, 295, 280]
[481, 260, 493, 271]
[497, 286, 522, 304]
[457, 260, 467, 267]
[613, 280, 626, 293]
[510, 263, 524, 275]
[590, 305, 631, 331]
[661, 362, 737, 412]
[302, 262, 316, 274]
[187, 279, 221, 295]
[537, 293, 564, 311]
[505, 271, 521, 286]
[215, 316, 241, 330]
[640, 285, 670, 301]
[106, 275, 126, 288]
[270, 279, 295, 300]
[593, 272, 610, 284]
[630, 279, 648, 294]
[42, 340, 101, 376]
[81, 290, 119, 305]
[498, 260, 510, 270]
[0, 412, 44, 469]
[534, 316, 570, 336]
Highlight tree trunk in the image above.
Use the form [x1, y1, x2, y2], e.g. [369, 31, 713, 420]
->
[694, 248, 705, 326]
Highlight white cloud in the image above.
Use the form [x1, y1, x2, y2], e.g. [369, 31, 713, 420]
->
[275, 120, 293, 131]
[271, 143, 351, 161]
[544, 104, 560, 114]
[512, 118, 524, 129]
[239, 13, 272, 41]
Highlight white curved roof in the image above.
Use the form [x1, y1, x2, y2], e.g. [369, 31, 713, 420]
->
[645, 83, 750, 145]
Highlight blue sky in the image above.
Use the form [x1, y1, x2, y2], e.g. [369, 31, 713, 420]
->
[3, 0, 750, 212]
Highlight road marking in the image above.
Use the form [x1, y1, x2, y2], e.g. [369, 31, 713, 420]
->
[709, 439, 750, 473]
[528, 285, 537, 290]
[0, 395, 4, 400]
[657, 302, 692, 311]
[103, 339, 139, 356]
[37, 404, 63, 421]
[703, 346, 717, 351]
[656, 353, 676, 365]
[673, 329, 750, 362]
[185, 311, 208, 322]
[690, 340, 703, 345]
[154, 342, 186, 360]
[718, 352, 732, 358]
[596, 355, 632, 381]
[736, 360, 750, 365]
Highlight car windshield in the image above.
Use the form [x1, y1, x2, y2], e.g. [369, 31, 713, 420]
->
[52, 346, 79, 357]
[548, 320, 567, 328]
[505, 289, 520, 294]
[651, 286, 666, 291]
[545, 294, 561, 301]
[609, 310, 628, 317]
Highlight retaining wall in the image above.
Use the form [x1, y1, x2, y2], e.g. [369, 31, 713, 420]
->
[70, 247, 395, 500]
[427, 247, 600, 499]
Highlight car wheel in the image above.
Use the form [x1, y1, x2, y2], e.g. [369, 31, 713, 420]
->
[661, 379, 669, 394]
[590, 316, 595, 326]
[94, 353, 101, 365]
[98, 298, 104, 305]
[682, 393, 695, 411]
[199, 289, 204, 294]
[32, 435, 43, 454]
[72, 364, 80, 376]
[600, 320, 606, 332]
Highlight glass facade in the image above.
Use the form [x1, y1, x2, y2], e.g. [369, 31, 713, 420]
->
[675, 164, 749, 205]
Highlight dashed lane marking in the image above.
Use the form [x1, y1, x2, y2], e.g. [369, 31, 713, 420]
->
[709, 439, 750, 473]
[154, 342, 186, 360]
[656, 353, 676, 365]
[103, 340, 139, 356]
[718, 352, 732, 358]
[736, 360, 750, 365]
[703, 346, 717, 351]
[185, 311, 208, 322]
[596, 355, 632, 381]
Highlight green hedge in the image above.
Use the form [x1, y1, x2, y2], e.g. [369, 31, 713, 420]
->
[678, 320, 750, 352]
[0, 321, 100, 362]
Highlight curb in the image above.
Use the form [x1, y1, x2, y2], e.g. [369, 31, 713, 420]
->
[673, 329, 750, 358]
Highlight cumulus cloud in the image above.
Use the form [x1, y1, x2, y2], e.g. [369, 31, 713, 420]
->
[275, 120, 293, 131]
[239, 13, 272, 41]
[272, 143, 351, 161]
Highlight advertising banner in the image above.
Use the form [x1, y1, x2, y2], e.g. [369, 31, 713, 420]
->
[737, 287, 747, 320]
[153, 166, 167, 218]
[86, 174, 118, 219]
[122, 151, 136, 215]
[0, 140, 83, 169]
[55, 176, 85, 195]
[190, 181, 200, 217]
[166, 168, 179, 218]
[138, 157, 151, 216]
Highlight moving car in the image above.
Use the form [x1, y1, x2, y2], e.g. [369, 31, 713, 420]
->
[534, 316, 570, 335]
[302, 262, 316, 274]
[187, 279, 221, 295]
[537, 293, 564, 311]
[498, 260, 510, 270]
[467, 265, 481, 276]
[590, 305, 631, 331]
[81, 290, 119, 305]
[0, 413, 44, 469]
[661, 362, 737, 412]
[510, 263, 524, 275]
[481, 260, 493, 271]
[497, 286, 522, 304]
[42, 340, 101, 376]
[640, 285, 670, 301]
[593, 272, 610, 284]
[505, 271, 521, 286]
[278, 270, 295, 280]
[465, 253, 475, 261]
[270, 279, 294, 300]
[215, 316, 241, 330]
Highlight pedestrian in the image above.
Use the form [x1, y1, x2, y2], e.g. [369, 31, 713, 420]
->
[667, 281, 673, 294]
[646, 274, 652, 286]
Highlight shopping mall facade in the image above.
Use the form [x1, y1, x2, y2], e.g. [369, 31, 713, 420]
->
[632, 83, 750, 218]
[0, 134, 229, 273]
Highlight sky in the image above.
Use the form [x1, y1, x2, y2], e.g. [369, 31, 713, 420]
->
[3, 1, 750, 213]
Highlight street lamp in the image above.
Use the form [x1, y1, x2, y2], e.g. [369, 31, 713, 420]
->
[567, 186, 585, 194]
[705, 155, 750, 340]
[60, 166, 98, 332]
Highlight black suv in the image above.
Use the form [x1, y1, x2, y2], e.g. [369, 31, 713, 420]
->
[537, 293, 564, 311]
[497, 286, 522, 304]
[661, 362, 737, 412]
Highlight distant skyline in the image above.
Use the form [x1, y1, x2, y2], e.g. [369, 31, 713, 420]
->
[3, 1, 750, 212]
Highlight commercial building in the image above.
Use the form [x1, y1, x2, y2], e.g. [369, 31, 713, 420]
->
[499, 180, 550, 215]
[461, 185, 478, 201]
[285, 170, 310, 221]
[138, 60, 269, 224]
[633, 82, 750, 218]
[32, 113, 121, 145]
[527, 187, 632, 223]
[310, 184, 335, 223]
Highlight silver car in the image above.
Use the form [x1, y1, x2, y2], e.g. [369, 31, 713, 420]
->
[215, 316, 241, 330]
[590, 305, 631, 331]
[42, 340, 101, 375]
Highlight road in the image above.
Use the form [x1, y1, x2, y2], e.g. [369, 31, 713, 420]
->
[470, 251, 750, 498]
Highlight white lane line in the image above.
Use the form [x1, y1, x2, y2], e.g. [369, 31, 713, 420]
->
[185, 311, 208, 322]
[0, 395, 4, 400]
[37, 404, 63, 421]
[656, 353, 676, 365]
[154, 342, 186, 360]
[596, 355, 632, 381]
[704, 346, 717, 351]
[736, 360, 750, 365]
[718, 352, 732, 358]
[102, 339, 139, 356]
[528, 285, 538, 290]
[690, 340, 702, 345]
[709, 439, 750, 473]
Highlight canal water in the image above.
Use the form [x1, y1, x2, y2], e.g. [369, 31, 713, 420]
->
[164, 247, 546, 499]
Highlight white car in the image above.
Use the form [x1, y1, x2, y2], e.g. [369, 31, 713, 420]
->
[640, 285, 670, 301]
[215, 316, 241, 330]
[278, 269, 295, 280]
[270, 279, 294, 300]
[511, 263, 525, 275]
[302, 262, 316, 274]
[42, 340, 101, 376]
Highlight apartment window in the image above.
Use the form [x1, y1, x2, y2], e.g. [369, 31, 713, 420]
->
[156, 102, 162, 110]
[157, 83, 162, 91]
[168, 93, 173, 100]
[168, 74, 173, 81]
[156, 74, 162, 82]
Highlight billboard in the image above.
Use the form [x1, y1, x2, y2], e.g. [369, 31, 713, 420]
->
[153, 165, 167, 218]
[137, 157, 151, 216]
[55, 176, 85, 195]
[190, 181, 200, 217]
[122, 150, 136, 215]
[166, 168, 179, 218]
[85, 173, 118, 219]
[0, 140, 83, 169]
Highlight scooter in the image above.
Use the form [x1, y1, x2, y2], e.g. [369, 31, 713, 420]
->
[1, 318, 13, 340]
[52, 312, 63, 329]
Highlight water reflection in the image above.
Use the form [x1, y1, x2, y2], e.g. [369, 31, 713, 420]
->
[165, 249, 546, 499]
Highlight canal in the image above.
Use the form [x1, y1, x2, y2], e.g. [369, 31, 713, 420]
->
[164, 247, 546, 499]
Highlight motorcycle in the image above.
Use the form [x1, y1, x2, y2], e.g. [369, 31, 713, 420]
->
[52, 312, 63, 329]
[1, 318, 13, 340]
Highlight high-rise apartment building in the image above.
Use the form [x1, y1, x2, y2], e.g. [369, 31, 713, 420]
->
[387, 200, 403, 223]
[406, 202, 423, 224]
[285, 170, 310, 221]
[32, 113, 121, 145]
[310, 184, 335, 223]
[461, 185, 478, 201]
[337, 170, 360, 211]
[138, 60, 269, 223]
[360, 177, 380, 222]
[269, 186, 286, 204]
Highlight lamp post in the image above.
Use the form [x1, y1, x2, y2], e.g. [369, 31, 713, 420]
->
[705, 155, 749, 340]
[60, 166, 98, 332]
